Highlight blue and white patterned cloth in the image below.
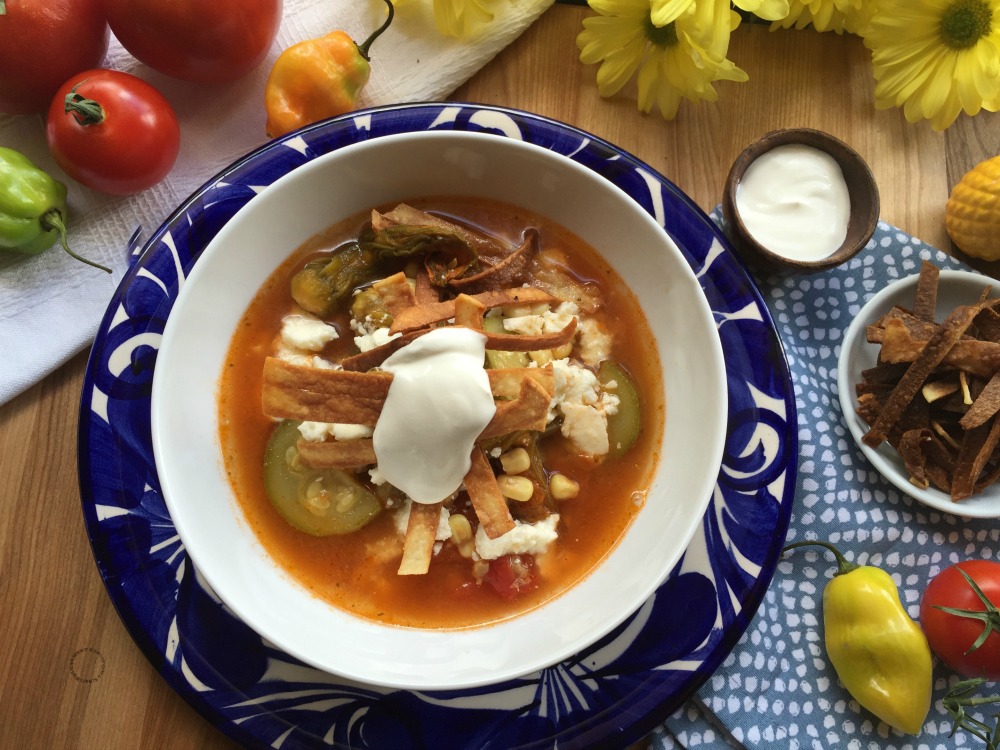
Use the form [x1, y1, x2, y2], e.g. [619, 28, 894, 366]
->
[654, 214, 1000, 750]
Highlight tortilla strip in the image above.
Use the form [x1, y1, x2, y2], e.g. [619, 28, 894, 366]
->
[390, 287, 556, 334]
[297, 438, 376, 469]
[450, 228, 538, 295]
[339, 329, 428, 372]
[912, 260, 940, 322]
[373, 272, 417, 316]
[952, 417, 1000, 501]
[397, 502, 443, 575]
[262, 358, 391, 424]
[974, 307, 1000, 343]
[342, 320, 577, 371]
[464, 446, 515, 539]
[480, 378, 552, 439]
[413, 270, 438, 306]
[898, 428, 953, 491]
[878, 316, 1000, 378]
[959, 372, 1000, 430]
[454, 293, 487, 330]
[487, 365, 555, 400]
[862, 303, 982, 448]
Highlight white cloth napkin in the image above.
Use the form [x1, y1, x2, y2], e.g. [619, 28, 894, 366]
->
[0, 0, 553, 405]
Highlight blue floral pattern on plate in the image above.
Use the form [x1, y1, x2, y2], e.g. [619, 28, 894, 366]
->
[77, 103, 796, 750]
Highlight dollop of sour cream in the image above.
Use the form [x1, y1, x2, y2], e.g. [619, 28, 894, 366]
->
[373, 327, 496, 504]
[735, 143, 851, 262]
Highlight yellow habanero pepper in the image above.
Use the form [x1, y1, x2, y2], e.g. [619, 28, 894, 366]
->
[783, 540, 932, 735]
[264, 0, 394, 139]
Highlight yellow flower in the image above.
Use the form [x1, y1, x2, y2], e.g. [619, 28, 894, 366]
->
[733, 0, 792, 22]
[863, 0, 1000, 130]
[405, 0, 496, 36]
[578, 0, 748, 119]
[770, 0, 875, 34]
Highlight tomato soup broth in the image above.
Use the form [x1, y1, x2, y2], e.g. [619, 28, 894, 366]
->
[218, 197, 664, 629]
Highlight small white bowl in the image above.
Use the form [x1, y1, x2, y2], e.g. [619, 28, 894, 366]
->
[150, 130, 728, 690]
[838, 268, 1000, 518]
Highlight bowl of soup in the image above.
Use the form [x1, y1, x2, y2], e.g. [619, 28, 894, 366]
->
[151, 129, 727, 690]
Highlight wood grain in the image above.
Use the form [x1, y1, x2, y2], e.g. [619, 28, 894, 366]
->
[1, 5, 996, 748]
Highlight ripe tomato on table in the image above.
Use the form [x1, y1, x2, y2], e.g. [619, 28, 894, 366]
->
[101, 0, 283, 84]
[46, 70, 180, 196]
[920, 560, 1000, 680]
[0, 0, 109, 114]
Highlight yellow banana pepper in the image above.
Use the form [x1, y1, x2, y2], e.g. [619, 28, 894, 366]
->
[783, 540, 932, 735]
[264, 0, 394, 139]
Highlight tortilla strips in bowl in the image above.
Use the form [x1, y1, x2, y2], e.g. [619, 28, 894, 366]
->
[840, 260, 1000, 517]
[151, 130, 727, 690]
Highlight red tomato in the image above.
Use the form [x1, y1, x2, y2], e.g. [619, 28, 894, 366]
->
[483, 555, 538, 601]
[920, 560, 1000, 680]
[46, 70, 180, 196]
[0, 0, 109, 114]
[101, 0, 283, 84]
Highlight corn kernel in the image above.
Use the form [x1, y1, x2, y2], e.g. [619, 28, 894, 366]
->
[497, 475, 534, 502]
[529, 349, 553, 366]
[550, 473, 580, 500]
[501, 303, 532, 317]
[449, 513, 473, 544]
[551, 342, 573, 359]
[473, 560, 490, 580]
[499, 447, 531, 475]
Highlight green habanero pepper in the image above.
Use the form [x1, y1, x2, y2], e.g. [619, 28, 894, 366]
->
[0, 147, 109, 272]
[783, 540, 933, 735]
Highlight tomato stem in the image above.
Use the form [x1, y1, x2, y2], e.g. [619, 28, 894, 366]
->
[63, 82, 105, 127]
[934, 567, 1000, 656]
[782, 540, 860, 576]
[357, 0, 394, 61]
[39, 209, 111, 273]
[944, 678, 1000, 749]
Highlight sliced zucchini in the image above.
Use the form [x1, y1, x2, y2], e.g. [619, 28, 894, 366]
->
[263, 420, 381, 536]
[598, 360, 641, 459]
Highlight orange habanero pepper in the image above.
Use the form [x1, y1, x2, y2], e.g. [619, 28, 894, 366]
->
[264, 0, 394, 139]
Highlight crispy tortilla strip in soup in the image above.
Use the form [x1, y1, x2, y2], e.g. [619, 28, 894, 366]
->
[217, 197, 664, 629]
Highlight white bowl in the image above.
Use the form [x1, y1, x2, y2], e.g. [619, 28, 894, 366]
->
[151, 130, 727, 689]
[838, 268, 1000, 518]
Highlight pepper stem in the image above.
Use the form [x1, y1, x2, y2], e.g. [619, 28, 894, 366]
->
[357, 0, 395, 61]
[63, 82, 105, 127]
[39, 209, 111, 273]
[934, 567, 1000, 656]
[782, 540, 860, 576]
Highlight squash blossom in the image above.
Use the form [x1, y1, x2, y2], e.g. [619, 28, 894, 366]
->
[783, 540, 933, 735]
[264, 0, 394, 139]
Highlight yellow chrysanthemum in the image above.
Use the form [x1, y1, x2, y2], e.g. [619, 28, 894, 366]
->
[733, 0, 792, 22]
[771, 0, 875, 35]
[863, 0, 1000, 130]
[406, 0, 496, 36]
[578, 0, 748, 119]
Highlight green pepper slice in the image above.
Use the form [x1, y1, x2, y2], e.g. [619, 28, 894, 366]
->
[599, 360, 640, 459]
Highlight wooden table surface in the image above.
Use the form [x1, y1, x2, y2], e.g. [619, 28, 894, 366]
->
[2, 6, 998, 749]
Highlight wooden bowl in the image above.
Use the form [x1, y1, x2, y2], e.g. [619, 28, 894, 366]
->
[722, 128, 880, 273]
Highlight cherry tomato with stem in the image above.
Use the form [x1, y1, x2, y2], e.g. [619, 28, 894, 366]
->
[46, 70, 180, 196]
[920, 560, 1000, 680]
[0, 0, 109, 114]
[101, 0, 283, 84]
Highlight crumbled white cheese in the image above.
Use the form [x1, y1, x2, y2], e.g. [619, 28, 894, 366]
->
[296, 422, 375, 443]
[549, 358, 620, 456]
[281, 314, 339, 352]
[577, 318, 612, 367]
[474, 514, 560, 560]
[354, 326, 401, 353]
[502, 301, 579, 337]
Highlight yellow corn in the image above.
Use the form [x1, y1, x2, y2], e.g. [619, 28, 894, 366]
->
[497, 475, 534, 502]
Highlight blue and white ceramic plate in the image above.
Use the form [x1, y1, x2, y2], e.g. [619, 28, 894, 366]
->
[77, 103, 796, 750]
